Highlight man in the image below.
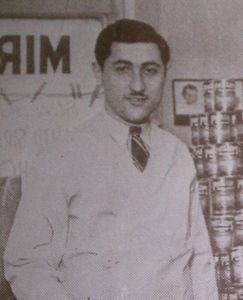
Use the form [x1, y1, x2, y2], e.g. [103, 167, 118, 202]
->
[4, 19, 218, 299]
[182, 84, 198, 105]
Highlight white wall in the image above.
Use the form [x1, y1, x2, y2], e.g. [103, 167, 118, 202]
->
[135, 0, 160, 30]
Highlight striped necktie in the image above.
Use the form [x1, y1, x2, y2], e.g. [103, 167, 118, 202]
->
[130, 126, 150, 172]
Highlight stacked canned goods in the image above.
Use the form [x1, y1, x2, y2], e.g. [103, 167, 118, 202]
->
[190, 142, 241, 179]
[189, 79, 243, 300]
[209, 182, 243, 300]
[204, 79, 238, 113]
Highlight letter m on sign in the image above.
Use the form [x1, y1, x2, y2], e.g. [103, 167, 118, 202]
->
[40, 35, 70, 74]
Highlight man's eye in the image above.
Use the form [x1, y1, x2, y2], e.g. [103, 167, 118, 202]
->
[143, 67, 158, 75]
[115, 66, 130, 73]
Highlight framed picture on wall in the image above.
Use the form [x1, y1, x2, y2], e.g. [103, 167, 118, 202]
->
[173, 78, 243, 125]
[172, 79, 205, 125]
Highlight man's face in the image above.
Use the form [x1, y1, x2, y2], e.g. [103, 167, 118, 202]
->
[98, 42, 166, 124]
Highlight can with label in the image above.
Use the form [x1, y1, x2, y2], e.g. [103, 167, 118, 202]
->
[235, 287, 243, 299]
[218, 143, 240, 176]
[209, 112, 232, 144]
[190, 146, 204, 178]
[199, 114, 210, 144]
[210, 216, 234, 254]
[190, 115, 200, 145]
[204, 145, 218, 177]
[215, 79, 237, 112]
[237, 114, 243, 141]
[236, 178, 243, 210]
[230, 113, 238, 142]
[238, 143, 243, 174]
[228, 291, 239, 300]
[211, 177, 235, 215]
[220, 292, 238, 300]
[220, 253, 233, 289]
[199, 179, 210, 217]
[234, 212, 243, 246]
[213, 255, 222, 289]
[230, 246, 243, 287]
[228, 292, 238, 300]
[204, 80, 215, 112]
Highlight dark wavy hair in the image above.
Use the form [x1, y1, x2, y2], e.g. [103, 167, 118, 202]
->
[95, 19, 170, 71]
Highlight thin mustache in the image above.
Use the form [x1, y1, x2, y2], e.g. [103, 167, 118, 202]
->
[126, 93, 147, 98]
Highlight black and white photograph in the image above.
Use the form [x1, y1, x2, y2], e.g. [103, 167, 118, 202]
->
[173, 79, 205, 124]
[1, 1, 243, 299]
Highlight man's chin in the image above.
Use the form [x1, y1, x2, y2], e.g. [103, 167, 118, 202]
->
[124, 114, 150, 125]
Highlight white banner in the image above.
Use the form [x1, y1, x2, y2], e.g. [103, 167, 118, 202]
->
[0, 18, 104, 177]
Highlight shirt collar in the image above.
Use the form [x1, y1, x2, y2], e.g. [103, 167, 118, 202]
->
[101, 107, 151, 149]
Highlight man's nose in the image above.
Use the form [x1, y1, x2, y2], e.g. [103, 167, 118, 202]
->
[129, 71, 145, 93]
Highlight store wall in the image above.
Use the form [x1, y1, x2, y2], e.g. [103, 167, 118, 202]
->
[134, 0, 160, 31]
[135, 0, 243, 145]
[0, 0, 111, 17]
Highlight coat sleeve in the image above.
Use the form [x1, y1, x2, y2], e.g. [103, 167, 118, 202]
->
[3, 154, 72, 300]
[189, 177, 219, 300]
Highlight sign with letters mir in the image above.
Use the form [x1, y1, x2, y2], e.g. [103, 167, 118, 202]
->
[0, 18, 101, 102]
[0, 19, 103, 177]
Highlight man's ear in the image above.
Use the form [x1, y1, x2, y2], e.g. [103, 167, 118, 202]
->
[92, 61, 102, 86]
[90, 62, 103, 106]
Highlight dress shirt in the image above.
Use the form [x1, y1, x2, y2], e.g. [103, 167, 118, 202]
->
[4, 109, 219, 300]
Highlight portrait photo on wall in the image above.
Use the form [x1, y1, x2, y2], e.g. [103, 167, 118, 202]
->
[173, 79, 205, 125]
[173, 78, 243, 125]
